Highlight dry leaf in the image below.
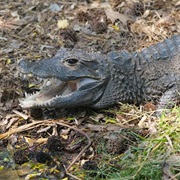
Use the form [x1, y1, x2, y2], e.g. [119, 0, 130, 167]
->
[138, 115, 147, 128]
[10, 11, 20, 20]
[24, 137, 47, 146]
[0, 17, 21, 31]
[57, 19, 69, 29]
[148, 121, 157, 135]
[105, 8, 131, 25]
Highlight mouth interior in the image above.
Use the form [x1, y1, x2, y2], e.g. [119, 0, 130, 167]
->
[22, 77, 97, 106]
[38, 79, 78, 101]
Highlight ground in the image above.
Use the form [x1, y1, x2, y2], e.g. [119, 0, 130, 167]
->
[0, 0, 180, 180]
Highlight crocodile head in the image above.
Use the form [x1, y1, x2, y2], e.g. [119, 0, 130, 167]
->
[18, 48, 110, 108]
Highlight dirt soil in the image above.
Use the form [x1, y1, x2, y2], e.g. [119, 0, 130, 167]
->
[0, 0, 179, 179]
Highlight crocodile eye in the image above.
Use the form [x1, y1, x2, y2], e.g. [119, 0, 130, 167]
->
[65, 58, 79, 66]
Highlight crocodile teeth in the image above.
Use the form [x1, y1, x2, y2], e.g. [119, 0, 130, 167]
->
[21, 73, 27, 79]
[20, 76, 98, 108]
[45, 80, 52, 86]
[25, 92, 28, 97]
[42, 79, 50, 87]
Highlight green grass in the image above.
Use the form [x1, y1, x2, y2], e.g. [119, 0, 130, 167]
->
[81, 105, 180, 180]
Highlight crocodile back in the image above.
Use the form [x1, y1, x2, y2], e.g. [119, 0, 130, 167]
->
[137, 35, 180, 63]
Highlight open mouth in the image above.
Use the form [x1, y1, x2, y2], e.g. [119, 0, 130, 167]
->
[20, 76, 98, 108]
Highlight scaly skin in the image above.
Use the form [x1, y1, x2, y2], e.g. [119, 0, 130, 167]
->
[18, 35, 180, 111]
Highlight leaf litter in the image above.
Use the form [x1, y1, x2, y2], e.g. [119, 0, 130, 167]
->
[0, 0, 180, 179]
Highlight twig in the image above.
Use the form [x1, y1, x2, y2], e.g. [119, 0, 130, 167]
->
[64, 165, 81, 180]
[55, 121, 91, 170]
[0, 120, 51, 139]
[0, 118, 91, 171]
[170, 172, 179, 180]
[12, 109, 29, 120]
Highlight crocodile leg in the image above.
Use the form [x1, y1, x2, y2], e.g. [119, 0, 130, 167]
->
[156, 87, 179, 114]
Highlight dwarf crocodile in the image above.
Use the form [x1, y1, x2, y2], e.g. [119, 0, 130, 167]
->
[18, 35, 180, 111]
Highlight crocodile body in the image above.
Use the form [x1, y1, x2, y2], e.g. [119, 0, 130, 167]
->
[18, 35, 180, 111]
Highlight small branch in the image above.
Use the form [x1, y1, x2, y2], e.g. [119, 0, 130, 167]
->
[55, 121, 91, 170]
[0, 118, 91, 171]
[64, 165, 81, 180]
[12, 109, 29, 120]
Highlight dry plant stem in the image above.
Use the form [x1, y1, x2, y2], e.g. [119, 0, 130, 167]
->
[12, 109, 29, 120]
[65, 169, 82, 180]
[0, 118, 91, 171]
[0, 120, 50, 139]
[170, 172, 180, 180]
[85, 123, 128, 131]
[55, 121, 91, 170]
